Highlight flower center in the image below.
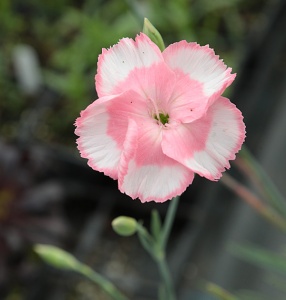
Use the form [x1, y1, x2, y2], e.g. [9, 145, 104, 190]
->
[154, 112, 169, 125]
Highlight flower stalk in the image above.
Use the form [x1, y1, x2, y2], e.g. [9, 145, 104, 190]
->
[34, 244, 128, 300]
[79, 264, 128, 300]
[156, 254, 176, 300]
[115, 197, 179, 300]
[135, 198, 178, 300]
[154, 198, 179, 300]
[161, 196, 180, 249]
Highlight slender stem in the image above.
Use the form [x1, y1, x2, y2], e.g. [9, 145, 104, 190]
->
[221, 173, 286, 232]
[156, 256, 176, 300]
[161, 196, 180, 248]
[136, 196, 179, 300]
[157, 196, 180, 300]
[136, 223, 157, 260]
[79, 264, 129, 300]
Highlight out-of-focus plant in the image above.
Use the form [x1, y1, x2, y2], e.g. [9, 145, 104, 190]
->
[206, 243, 286, 300]
[204, 145, 286, 300]
[204, 281, 272, 300]
[221, 146, 286, 232]
[1, 0, 268, 145]
[34, 244, 128, 300]
[44, 8, 140, 120]
[0, 140, 69, 297]
[228, 241, 286, 300]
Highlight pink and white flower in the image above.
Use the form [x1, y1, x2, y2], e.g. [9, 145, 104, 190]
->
[75, 33, 245, 203]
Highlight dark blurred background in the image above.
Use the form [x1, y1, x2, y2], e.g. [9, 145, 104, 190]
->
[1, 0, 286, 299]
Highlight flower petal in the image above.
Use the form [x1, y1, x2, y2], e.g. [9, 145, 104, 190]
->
[118, 119, 194, 203]
[75, 95, 121, 179]
[163, 41, 236, 102]
[96, 33, 163, 97]
[168, 73, 209, 123]
[75, 90, 148, 179]
[110, 62, 176, 113]
[162, 97, 245, 180]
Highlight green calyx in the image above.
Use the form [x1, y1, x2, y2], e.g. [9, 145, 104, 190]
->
[143, 18, 165, 52]
[154, 113, 169, 125]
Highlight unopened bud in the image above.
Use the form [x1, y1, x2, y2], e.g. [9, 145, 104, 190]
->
[112, 216, 137, 236]
[34, 244, 80, 270]
[143, 18, 165, 52]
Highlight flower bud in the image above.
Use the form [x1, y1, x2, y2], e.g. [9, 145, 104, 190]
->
[112, 216, 138, 236]
[34, 244, 80, 270]
[143, 18, 165, 51]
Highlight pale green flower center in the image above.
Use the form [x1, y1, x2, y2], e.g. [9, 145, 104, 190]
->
[154, 112, 169, 125]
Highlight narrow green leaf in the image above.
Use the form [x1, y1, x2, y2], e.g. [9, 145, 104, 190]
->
[161, 196, 180, 248]
[205, 282, 238, 300]
[136, 222, 156, 259]
[151, 209, 162, 242]
[229, 243, 286, 275]
[238, 146, 286, 217]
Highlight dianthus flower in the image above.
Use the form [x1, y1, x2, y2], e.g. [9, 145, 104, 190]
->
[75, 33, 245, 203]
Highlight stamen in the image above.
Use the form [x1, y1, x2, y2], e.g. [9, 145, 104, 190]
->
[154, 113, 169, 125]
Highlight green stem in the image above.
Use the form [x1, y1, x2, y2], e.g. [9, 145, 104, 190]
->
[136, 223, 157, 260]
[78, 264, 129, 300]
[237, 146, 286, 215]
[34, 244, 129, 300]
[161, 196, 180, 248]
[156, 255, 176, 300]
[136, 196, 180, 300]
[157, 196, 180, 300]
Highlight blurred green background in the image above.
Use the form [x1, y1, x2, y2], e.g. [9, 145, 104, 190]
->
[1, 1, 285, 300]
[0, 0, 268, 147]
